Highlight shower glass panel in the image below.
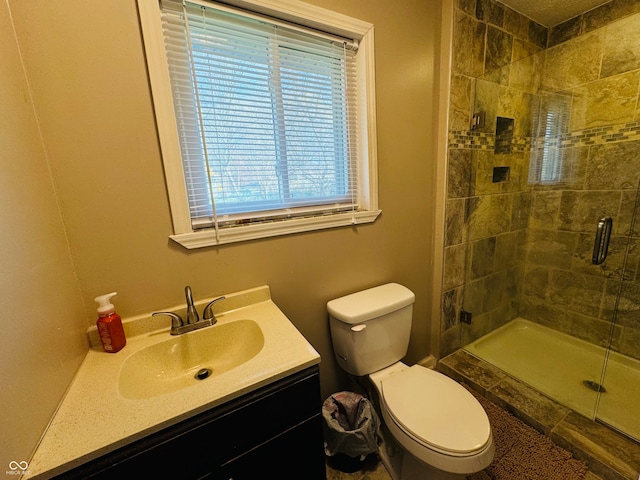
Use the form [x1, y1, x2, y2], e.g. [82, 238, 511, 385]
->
[458, 39, 640, 442]
[595, 184, 640, 439]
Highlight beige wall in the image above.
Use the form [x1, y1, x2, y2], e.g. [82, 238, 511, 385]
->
[3, 0, 443, 466]
[0, 0, 87, 470]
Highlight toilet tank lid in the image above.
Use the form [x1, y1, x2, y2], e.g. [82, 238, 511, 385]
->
[327, 283, 415, 324]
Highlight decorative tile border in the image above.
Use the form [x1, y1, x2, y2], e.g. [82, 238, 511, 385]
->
[448, 130, 532, 152]
[449, 121, 640, 151]
[448, 130, 494, 150]
[559, 121, 640, 148]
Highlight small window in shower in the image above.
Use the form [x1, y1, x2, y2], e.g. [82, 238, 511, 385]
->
[540, 110, 562, 182]
[529, 94, 571, 184]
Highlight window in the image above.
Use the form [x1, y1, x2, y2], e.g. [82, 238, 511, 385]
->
[529, 94, 570, 185]
[138, 0, 379, 248]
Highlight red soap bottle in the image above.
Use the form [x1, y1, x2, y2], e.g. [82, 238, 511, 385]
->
[95, 292, 126, 353]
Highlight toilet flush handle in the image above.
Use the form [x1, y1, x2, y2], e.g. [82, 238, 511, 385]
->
[351, 324, 367, 332]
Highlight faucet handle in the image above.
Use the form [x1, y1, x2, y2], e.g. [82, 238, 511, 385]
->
[202, 296, 226, 322]
[152, 311, 184, 331]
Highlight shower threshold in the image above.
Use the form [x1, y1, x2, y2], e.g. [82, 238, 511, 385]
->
[463, 318, 640, 442]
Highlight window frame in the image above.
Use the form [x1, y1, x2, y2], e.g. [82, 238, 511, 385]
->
[138, 0, 380, 249]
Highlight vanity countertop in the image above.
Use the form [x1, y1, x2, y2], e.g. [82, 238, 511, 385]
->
[24, 285, 320, 479]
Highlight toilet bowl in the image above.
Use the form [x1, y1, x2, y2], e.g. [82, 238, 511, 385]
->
[369, 363, 493, 478]
[327, 283, 494, 479]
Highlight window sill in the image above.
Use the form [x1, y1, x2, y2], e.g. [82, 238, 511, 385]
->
[170, 210, 381, 249]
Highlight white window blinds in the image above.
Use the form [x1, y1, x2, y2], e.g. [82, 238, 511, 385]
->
[529, 94, 571, 184]
[159, 0, 360, 229]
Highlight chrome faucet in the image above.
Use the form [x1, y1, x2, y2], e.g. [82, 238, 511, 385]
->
[185, 286, 199, 325]
[153, 286, 226, 335]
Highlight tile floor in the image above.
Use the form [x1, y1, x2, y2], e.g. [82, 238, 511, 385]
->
[326, 455, 601, 480]
[325, 455, 391, 480]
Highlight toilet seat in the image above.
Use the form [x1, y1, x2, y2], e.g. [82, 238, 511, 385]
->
[380, 365, 491, 456]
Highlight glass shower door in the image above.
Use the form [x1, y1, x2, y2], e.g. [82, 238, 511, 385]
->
[451, 4, 640, 444]
[594, 182, 640, 441]
[457, 43, 640, 441]
[457, 56, 608, 420]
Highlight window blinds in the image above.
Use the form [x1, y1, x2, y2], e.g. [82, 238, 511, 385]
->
[159, 0, 359, 229]
[530, 94, 571, 184]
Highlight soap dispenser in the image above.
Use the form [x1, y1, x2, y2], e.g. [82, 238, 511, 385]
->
[95, 292, 126, 353]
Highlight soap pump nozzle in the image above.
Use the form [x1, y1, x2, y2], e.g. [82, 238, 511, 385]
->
[95, 292, 118, 316]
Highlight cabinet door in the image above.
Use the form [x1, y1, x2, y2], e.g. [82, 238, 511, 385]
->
[216, 415, 326, 480]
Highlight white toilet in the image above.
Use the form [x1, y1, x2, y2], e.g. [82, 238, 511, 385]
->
[327, 283, 494, 480]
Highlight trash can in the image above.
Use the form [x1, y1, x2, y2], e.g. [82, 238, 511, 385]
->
[322, 391, 380, 472]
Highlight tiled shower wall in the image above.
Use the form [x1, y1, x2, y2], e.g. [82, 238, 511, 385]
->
[441, 0, 640, 359]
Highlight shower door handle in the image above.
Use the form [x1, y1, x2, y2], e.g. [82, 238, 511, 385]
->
[592, 217, 612, 265]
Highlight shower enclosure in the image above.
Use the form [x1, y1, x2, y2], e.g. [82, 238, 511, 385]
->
[452, 11, 640, 442]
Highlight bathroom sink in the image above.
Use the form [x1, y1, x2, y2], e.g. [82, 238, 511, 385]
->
[25, 286, 321, 479]
[119, 319, 264, 399]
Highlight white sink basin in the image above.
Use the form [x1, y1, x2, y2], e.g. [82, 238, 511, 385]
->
[119, 319, 264, 399]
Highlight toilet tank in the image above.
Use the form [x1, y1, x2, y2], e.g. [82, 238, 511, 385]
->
[327, 283, 415, 376]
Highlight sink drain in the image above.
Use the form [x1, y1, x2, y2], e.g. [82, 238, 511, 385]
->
[195, 368, 212, 380]
[583, 380, 606, 393]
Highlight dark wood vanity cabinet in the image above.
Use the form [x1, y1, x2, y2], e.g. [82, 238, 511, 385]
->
[54, 366, 325, 480]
